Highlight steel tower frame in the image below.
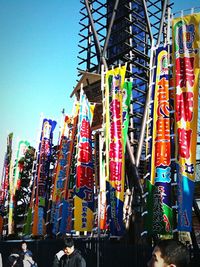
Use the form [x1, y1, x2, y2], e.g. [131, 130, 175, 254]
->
[76, 0, 172, 241]
[77, 0, 170, 167]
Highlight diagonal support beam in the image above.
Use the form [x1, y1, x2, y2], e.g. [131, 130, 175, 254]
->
[135, 43, 155, 167]
[141, 0, 153, 45]
[85, 0, 120, 71]
[84, 0, 103, 67]
[101, 0, 120, 61]
[156, 0, 168, 47]
[85, 0, 137, 166]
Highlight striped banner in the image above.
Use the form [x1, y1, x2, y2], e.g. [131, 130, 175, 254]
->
[173, 14, 200, 231]
[146, 47, 173, 234]
[32, 118, 57, 236]
[105, 66, 126, 236]
[74, 90, 95, 231]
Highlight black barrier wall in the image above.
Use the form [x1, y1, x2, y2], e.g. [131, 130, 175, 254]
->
[0, 238, 152, 267]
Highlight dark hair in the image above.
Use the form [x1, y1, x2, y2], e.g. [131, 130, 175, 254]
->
[64, 238, 74, 248]
[157, 239, 190, 267]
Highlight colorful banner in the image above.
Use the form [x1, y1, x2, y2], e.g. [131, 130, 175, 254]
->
[0, 133, 13, 234]
[23, 207, 32, 236]
[146, 47, 173, 235]
[122, 81, 132, 150]
[51, 115, 71, 235]
[52, 116, 70, 203]
[8, 139, 30, 235]
[99, 131, 107, 230]
[74, 90, 95, 231]
[32, 118, 57, 236]
[105, 65, 126, 236]
[173, 14, 200, 231]
[60, 104, 80, 234]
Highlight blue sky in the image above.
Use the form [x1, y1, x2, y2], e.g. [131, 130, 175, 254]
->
[0, 0, 199, 176]
[0, 0, 81, 175]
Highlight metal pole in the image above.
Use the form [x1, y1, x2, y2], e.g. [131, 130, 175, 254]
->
[84, 0, 102, 65]
[102, 0, 120, 57]
[156, 0, 168, 47]
[135, 43, 155, 167]
[126, 138, 135, 165]
[141, 0, 153, 44]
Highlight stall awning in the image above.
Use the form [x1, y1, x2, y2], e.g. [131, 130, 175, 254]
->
[70, 71, 101, 98]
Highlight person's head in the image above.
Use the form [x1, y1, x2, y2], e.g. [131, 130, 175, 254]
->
[63, 238, 75, 256]
[21, 241, 28, 251]
[147, 239, 190, 267]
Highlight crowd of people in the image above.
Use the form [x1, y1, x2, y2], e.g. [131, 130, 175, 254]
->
[4, 238, 86, 267]
[0, 238, 193, 267]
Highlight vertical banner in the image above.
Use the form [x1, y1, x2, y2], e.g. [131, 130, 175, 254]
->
[0, 133, 13, 234]
[99, 66, 107, 231]
[32, 118, 57, 236]
[173, 14, 200, 231]
[8, 139, 30, 235]
[74, 89, 95, 231]
[60, 103, 79, 234]
[51, 115, 71, 235]
[105, 65, 126, 236]
[146, 47, 173, 234]
[99, 131, 107, 230]
[122, 81, 132, 150]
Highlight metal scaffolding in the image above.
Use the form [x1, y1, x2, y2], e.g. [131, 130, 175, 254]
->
[72, 0, 200, 249]
[77, 0, 170, 166]
[75, 0, 172, 242]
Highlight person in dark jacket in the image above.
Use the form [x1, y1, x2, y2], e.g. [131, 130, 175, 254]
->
[20, 241, 33, 257]
[20, 241, 37, 267]
[53, 238, 86, 267]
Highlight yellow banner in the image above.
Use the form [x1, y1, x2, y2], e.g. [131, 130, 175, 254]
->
[52, 115, 70, 202]
[74, 197, 94, 231]
[150, 49, 171, 185]
[173, 14, 200, 182]
[104, 65, 126, 235]
[173, 13, 200, 231]
[105, 65, 126, 201]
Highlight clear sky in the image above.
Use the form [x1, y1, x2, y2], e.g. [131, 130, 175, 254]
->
[0, 0, 199, 176]
[0, 0, 81, 176]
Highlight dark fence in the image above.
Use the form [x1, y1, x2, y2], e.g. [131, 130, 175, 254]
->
[0, 238, 152, 267]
